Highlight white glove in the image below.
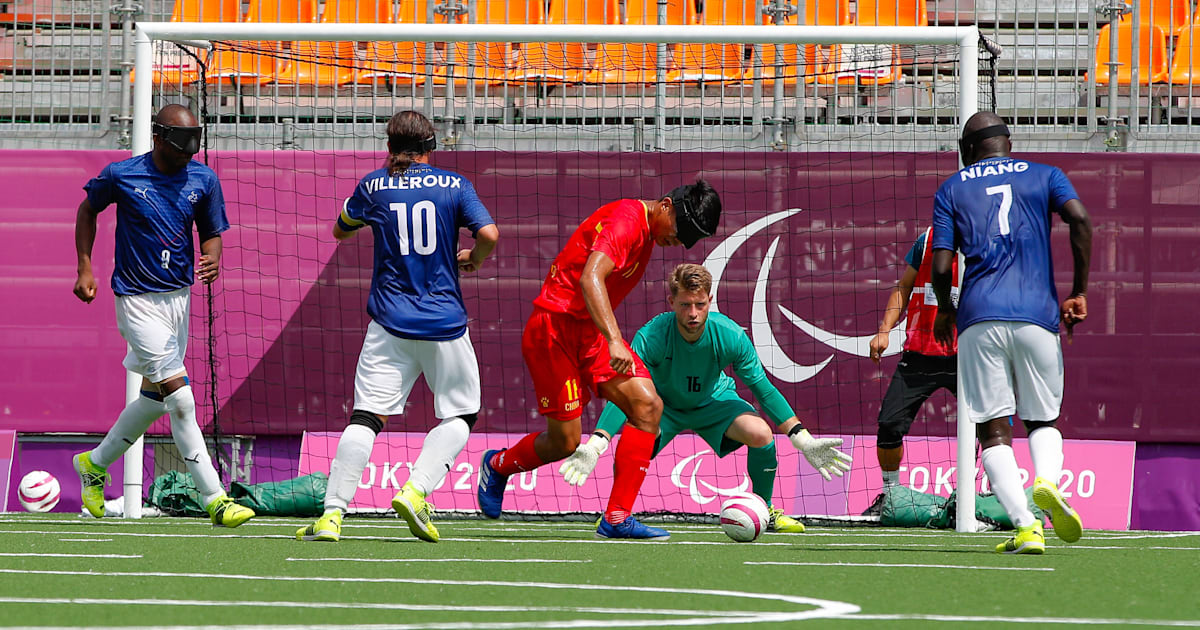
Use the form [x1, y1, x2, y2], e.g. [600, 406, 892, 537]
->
[790, 428, 853, 481]
[558, 433, 610, 487]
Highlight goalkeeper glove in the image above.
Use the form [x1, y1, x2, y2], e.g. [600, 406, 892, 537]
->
[789, 427, 853, 481]
[558, 433, 610, 487]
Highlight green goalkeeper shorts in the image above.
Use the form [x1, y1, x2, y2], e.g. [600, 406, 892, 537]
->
[653, 390, 757, 458]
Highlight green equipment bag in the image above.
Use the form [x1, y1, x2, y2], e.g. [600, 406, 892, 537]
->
[145, 469, 208, 517]
[229, 472, 328, 517]
[147, 470, 328, 518]
[879, 485, 950, 528]
[880, 485, 1046, 530]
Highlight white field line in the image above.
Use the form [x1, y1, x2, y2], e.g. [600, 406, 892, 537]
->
[0, 553, 139, 559]
[746, 561, 1054, 572]
[284, 557, 591, 564]
[57, 538, 113, 542]
[845, 613, 1200, 626]
[0, 570, 860, 627]
[0, 597, 739, 617]
[1, 528, 1196, 550]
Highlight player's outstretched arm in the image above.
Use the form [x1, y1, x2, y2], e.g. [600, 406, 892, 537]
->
[73, 199, 98, 303]
[783, 419, 853, 481]
[871, 265, 918, 363]
[458, 223, 499, 273]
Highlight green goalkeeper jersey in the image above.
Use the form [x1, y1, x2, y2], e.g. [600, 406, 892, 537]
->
[595, 312, 796, 436]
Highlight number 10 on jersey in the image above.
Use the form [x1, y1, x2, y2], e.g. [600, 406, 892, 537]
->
[391, 201, 437, 255]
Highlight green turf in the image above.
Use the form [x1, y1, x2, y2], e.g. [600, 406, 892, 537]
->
[1, 512, 1197, 628]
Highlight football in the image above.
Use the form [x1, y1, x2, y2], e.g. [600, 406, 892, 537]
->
[18, 470, 61, 513]
[719, 493, 769, 542]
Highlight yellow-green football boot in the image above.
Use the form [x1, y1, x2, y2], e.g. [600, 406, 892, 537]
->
[996, 520, 1045, 554]
[206, 495, 255, 528]
[768, 507, 806, 533]
[393, 481, 439, 542]
[297, 509, 343, 542]
[72, 451, 108, 518]
[1033, 476, 1083, 543]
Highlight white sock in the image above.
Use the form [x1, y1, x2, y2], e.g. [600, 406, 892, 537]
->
[407, 417, 471, 496]
[882, 470, 900, 488]
[164, 386, 224, 506]
[325, 424, 377, 513]
[92, 395, 167, 469]
[1028, 426, 1065, 487]
[980, 444, 1035, 528]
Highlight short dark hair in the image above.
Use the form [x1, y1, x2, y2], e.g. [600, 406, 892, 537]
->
[669, 179, 722, 249]
[385, 110, 436, 176]
[668, 263, 713, 296]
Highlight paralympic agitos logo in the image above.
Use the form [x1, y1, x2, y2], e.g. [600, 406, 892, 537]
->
[702, 208, 906, 383]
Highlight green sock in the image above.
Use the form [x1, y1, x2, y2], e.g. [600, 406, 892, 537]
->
[746, 442, 778, 507]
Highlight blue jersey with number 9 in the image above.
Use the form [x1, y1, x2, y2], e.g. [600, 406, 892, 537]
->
[339, 163, 494, 341]
[84, 153, 228, 296]
[931, 156, 1079, 334]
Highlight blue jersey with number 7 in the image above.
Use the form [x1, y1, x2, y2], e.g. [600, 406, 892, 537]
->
[930, 156, 1079, 334]
[339, 162, 494, 341]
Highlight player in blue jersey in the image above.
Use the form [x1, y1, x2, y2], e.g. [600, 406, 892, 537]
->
[556, 264, 851, 532]
[71, 104, 253, 528]
[931, 112, 1092, 554]
[298, 110, 499, 543]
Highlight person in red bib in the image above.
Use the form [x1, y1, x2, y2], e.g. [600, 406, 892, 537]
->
[477, 180, 722, 540]
[864, 227, 960, 513]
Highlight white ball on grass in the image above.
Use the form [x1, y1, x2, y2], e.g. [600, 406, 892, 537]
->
[720, 493, 769, 542]
[18, 470, 61, 513]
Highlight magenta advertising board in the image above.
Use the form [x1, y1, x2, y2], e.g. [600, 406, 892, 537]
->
[298, 431, 1135, 529]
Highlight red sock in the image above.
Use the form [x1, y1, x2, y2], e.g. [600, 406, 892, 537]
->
[604, 425, 655, 524]
[491, 432, 545, 476]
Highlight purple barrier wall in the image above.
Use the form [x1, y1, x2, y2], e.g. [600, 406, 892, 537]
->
[3, 150, 1197, 444]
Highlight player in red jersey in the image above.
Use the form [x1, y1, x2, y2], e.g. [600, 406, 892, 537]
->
[478, 180, 722, 540]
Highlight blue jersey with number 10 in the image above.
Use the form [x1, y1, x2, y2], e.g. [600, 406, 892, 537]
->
[931, 156, 1079, 334]
[339, 163, 494, 341]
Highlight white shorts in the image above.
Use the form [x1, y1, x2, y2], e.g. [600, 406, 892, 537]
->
[353, 320, 482, 418]
[115, 287, 190, 384]
[957, 321, 1063, 423]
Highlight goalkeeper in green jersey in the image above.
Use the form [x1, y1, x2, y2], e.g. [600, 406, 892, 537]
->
[558, 263, 852, 533]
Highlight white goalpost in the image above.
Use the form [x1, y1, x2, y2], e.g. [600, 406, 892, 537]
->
[130, 20, 981, 533]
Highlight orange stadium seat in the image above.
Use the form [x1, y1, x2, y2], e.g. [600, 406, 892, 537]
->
[589, 0, 690, 84]
[144, 0, 240, 85]
[274, 0, 393, 86]
[1092, 22, 1170, 85]
[358, 0, 459, 86]
[445, 0, 545, 84]
[854, 0, 927, 26]
[207, 0, 317, 85]
[749, 0, 849, 86]
[1130, 0, 1191, 34]
[669, 0, 747, 83]
[510, 0, 617, 84]
[1169, 23, 1200, 84]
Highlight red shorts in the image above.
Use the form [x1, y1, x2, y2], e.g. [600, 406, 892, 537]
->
[521, 306, 650, 421]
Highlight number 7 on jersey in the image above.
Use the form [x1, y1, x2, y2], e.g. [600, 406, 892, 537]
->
[986, 184, 1012, 236]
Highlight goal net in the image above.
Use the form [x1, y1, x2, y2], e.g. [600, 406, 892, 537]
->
[135, 17, 992, 528]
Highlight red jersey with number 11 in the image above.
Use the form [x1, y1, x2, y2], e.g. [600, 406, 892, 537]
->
[533, 199, 655, 319]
